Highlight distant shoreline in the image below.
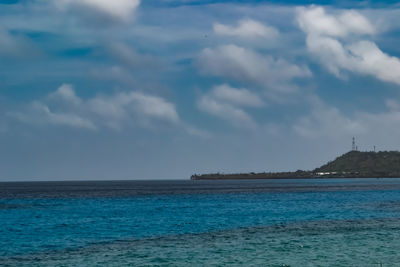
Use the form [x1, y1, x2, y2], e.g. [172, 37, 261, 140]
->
[192, 150, 400, 180]
[190, 173, 395, 180]
[191, 176, 391, 180]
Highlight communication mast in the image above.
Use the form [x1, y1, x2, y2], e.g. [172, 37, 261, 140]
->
[352, 137, 356, 151]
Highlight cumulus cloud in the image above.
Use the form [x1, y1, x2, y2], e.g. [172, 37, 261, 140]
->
[198, 44, 311, 92]
[198, 84, 263, 129]
[211, 84, 264, 107]
[9, 84, 180, 130]
[293, 96, 400, 141]
[355, 107, 400, 141]
[346, 41, 400, 84]
[198, 96, 256, 129]
[297, 6, 374, 37]
[48, 84, 82, 106]
[9, 102, 96, 130]
[0, 27, 35, 59]
[58, 0, 140, 21]
[88, 91, 180, 128]
[108, 43, 160, 70]
[297, 6, 400, 85]
[213, 19, 279, 39]
[293, 96, 363, 138]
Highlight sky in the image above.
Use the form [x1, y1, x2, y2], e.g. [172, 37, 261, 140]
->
[1, 0, 400, 181]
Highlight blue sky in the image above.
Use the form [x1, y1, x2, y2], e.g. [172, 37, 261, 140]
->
[1, 0, 400, 180]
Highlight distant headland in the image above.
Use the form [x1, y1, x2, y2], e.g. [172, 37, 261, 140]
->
[191, 150, 400, 180]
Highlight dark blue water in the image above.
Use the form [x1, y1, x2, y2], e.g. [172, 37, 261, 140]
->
[2, 178, 400, 266]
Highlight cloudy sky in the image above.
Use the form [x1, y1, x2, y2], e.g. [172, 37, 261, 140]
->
[1, 0, 400, 181]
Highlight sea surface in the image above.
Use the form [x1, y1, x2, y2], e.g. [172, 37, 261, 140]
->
[2, 178, 400, 266]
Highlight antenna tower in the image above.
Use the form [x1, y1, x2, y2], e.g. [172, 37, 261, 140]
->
[352, 137, 356, 151]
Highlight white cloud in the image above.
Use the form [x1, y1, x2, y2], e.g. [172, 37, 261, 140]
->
[89, 91, 179, 125]
[197, 84, 264, 129]
[58, 0, 140, 21]
[297, 6, 400, 85]
[130, 92, 179, 123]
[198, 44, 311, 92]
[48, 84, 82, 106]
[108, 43, 160, 69]
[338, 10, 375, 36]
[9, 84, 180, 130]
[354, 99, 400, 138]
[198, 95, 256, 129]
[293, 96, 400, 141]
[293, 96, 363, 138]
[183, 124, 212, 139]
[0, 27, 35, 59]
[347, 41, 400, 85]
[212, 84, 264, 107]
[297, 6, 374, 38]
[213, 19, 279, 39]
[9, 102, 96, 130]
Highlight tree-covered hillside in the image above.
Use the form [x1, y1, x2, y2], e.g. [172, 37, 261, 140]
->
[314, 151, 400, 177]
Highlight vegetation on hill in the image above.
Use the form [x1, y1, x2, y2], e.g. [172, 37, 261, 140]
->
[191, 150, 400, 180]
[314, 151, 400, 177]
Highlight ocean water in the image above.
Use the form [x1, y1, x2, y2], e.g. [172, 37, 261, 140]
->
[2, 179, 400, 266]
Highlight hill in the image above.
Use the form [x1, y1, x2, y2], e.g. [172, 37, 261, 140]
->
[314, 151, 400, 177]
[191, 150, 400, 180]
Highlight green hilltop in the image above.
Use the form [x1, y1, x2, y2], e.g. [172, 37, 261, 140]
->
[191, 150, 400, 180]
[314, 150, 400, 177]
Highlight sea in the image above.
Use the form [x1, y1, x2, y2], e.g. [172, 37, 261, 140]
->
[2, 178, 400, 266]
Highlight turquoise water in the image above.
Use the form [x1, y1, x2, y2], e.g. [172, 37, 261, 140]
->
[2, 179, 400, 266]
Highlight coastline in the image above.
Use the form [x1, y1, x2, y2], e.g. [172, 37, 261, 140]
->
[192, 150, 400, 180]
[191, 172, 399, 180]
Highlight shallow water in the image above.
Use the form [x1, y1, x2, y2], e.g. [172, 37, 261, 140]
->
[1, 179, 400, 266]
